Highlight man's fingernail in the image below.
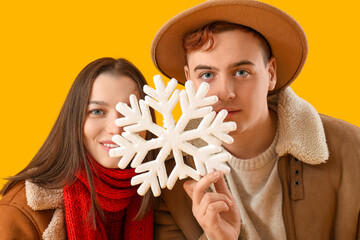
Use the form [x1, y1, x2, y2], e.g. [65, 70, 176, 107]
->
[213, 171, 221, 177]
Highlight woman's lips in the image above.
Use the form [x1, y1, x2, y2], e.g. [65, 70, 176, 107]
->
[100, 141, 119, 152]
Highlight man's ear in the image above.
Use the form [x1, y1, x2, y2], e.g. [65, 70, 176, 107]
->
[184, 65, 190, 80]
[267, 57, 277, 91]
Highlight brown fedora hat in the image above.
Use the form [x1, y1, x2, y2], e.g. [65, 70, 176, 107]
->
[151, 0, 308, 94]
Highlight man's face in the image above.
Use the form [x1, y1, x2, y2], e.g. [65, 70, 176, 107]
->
[184, 29, 277, 136]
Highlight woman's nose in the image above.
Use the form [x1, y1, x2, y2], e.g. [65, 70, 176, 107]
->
[106, 112, 123, 135]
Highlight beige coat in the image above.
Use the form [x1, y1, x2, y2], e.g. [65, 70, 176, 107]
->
[154, 88, 360, 239]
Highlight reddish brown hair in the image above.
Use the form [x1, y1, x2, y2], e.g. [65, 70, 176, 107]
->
[183, 21, 272, 65]
[1, 57, 155, 221]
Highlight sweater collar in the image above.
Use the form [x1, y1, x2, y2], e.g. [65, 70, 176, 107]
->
[269, 87, 329, 164]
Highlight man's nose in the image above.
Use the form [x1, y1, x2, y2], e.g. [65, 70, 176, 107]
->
[216, 75, 235, 101]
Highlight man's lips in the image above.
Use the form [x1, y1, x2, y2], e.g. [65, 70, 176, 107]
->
[215, 108, 241, 120]
[215, 108, 241, 114]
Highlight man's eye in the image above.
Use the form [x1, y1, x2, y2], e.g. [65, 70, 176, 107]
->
[90, 109, 104, 115]
[235, 70, 249, 77]
[200, 72, 214, 80]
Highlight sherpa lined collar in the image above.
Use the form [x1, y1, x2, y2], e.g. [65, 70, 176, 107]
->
[269, 87, 329, 164]
[25, 181, 66, 240]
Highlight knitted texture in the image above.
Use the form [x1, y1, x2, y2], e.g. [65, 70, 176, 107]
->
[63, 155, 153, 240]
[226, 130, 286, 239]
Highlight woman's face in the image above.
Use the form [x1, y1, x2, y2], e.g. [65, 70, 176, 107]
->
[83, 73, 144, 168]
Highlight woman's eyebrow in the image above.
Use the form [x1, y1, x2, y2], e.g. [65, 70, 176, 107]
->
[88, 100, 107, 106]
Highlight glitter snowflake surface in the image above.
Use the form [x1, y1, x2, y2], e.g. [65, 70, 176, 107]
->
[109, 75, 236, 197]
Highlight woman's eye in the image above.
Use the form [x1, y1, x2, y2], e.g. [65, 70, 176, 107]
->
[200, 72, 214, 80]
[235, 70, 249, 77]
[90, 109, 104, 115]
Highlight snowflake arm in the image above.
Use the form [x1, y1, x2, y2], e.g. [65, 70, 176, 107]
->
[115, 95, 164, 136]
[144, 75, 179, 130]
[175, 80, 218, 133]
[167, 147, 201, 190]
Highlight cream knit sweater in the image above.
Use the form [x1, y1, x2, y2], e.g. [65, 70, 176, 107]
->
[226, 130, 286, 240]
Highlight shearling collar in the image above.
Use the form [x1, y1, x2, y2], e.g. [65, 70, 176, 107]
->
[269, 87, 329, 164]
[25, 181, 66, 240]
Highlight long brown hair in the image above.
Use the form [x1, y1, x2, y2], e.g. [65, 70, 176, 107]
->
[1, 57, 155, 220]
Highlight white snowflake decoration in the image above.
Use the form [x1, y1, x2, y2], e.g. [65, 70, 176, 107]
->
[109, 75, 236, 197]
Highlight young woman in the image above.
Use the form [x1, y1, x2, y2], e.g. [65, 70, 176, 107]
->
[0, 57, 155, 240]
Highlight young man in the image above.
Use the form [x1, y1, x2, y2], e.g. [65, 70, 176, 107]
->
[151, 0, 360, 239]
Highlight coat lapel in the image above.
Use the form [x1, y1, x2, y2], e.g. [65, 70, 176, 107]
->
[25, 180, 66, 240]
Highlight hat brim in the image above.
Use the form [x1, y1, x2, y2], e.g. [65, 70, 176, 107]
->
[151, 0, 308, 94]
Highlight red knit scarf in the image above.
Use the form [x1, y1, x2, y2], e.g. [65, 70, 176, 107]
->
[63, 155, 153, 240]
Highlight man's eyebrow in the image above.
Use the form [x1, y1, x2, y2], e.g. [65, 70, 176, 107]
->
[193, 65, 219, 71]
[193, 61, 255, 72]
[88, 100, 107, 105]
[230, 60, 255, 68]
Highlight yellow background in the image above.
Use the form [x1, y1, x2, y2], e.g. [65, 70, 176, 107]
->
[1, 0, 359, 188]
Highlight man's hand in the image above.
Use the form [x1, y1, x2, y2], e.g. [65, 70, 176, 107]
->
[183, 171, 241, 240]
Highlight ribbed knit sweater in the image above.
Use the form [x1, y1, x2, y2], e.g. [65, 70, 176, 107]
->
[225, 130, 286, 240]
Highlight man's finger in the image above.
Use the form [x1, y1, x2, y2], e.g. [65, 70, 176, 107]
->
[206, 201, 230, 218]
[198, 192, 233, 217]
[191, 171, 223, 206]
[213, 172, 234, 201]
[183, 180, 196, 199]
